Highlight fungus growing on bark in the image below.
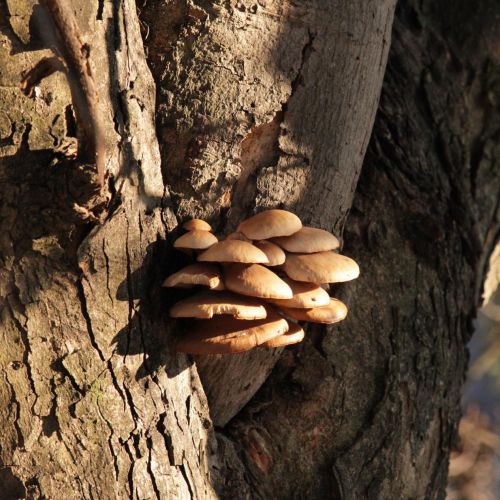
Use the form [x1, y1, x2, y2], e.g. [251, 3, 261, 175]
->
[253, 241, 286, 266]
[263, 322, 305, 348]
[170, 291, 267, 320]
[164, 211, 360, 354]
[226, 231, 252, 242]
[237, 209, 302, 240]
[162, 263, 224, 290]
[266, 277, 330, 308]
[278, 298, 348, 324]
[175, 312, 289, 354]
[282, 251, 360, 283]
[174, 230, 218, 250]
[224, 263, 293, 299]
[198, 239, 269, 264]
[183, 219, 212, 231]
[272, 226, 340, 253]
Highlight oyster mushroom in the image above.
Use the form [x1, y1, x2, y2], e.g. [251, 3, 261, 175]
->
[263, 322, 305, 348]
[278, 298, 348, 324]
[253, 241, 286, 266]
[272, 226, 340, 253]
[162, 263, 224, 290]
[182, 219, 212, 231]
[226, 231, 252, 243]
[174, 230, 218, 250]
[282, 251, 359, 283]
[175, 311, 289, 354]
[198, 240, 269, 264]
[237, 209, 302, 240]
[224, 263, 293, 299]
[170, 290, 267, 320]
[266, 277, 330, 308]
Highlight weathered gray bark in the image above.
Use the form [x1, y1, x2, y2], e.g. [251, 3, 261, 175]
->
[1, 1, 498, 500]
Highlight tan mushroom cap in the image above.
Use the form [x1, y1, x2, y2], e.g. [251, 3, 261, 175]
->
[224, 263, 293, 299]
[272, 227, 340, 253]
[170, 291, 267, 320]
[162, 263, 224, 290]
[182, 219, 212, 231]
[226, 231, 252, 243]
[282, 251, 360, 283]
[174, 311, 289, 354]
[279, 298, 348, 324]
[198, 240, 269, 264]
[254, 241, 286, 266]
[237, 209, 302, 240]
[263, 322, 305, 348]
[266, 277, 330, 308]
[174, 230, 218, 250]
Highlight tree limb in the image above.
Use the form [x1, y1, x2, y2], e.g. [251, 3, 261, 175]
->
[39, 0, 106, 186]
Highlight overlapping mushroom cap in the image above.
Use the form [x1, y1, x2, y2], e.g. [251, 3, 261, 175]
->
[182, 219, 212, 231]
[174, 230, 218, 250]
[198, 240, 269, 264]
[278, 298, 348, 324]
[170, 291, 267, 320]
[224, 263, 293, 299]
[272, 227, 340, 253]
[237, 209, 302, 240]
[253, 241, 286, 266]
[263, 323, 304, 348]
[175, 311, 289, 354]
[282, 251, 359, 283]
[164, 212, 360, 355]
[162, 263, 224, 290]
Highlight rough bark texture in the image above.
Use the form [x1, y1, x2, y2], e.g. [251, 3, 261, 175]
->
[1, 1, 214, 498]
[1, 1, 499, 500]
[140, 0, 396, 426]
[213, 1, 500, 498]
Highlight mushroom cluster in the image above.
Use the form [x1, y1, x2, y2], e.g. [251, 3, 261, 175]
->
[163, 210, 359, 354]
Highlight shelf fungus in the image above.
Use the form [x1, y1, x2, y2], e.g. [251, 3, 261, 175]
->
[163, 212, 360, 354]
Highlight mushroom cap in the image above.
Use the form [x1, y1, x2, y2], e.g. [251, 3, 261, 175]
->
[226, 231, 252, 243]
[254, 241, 286, 266]
[272, 227, 340, 253]
[263, 322, 305, 348]
[266, 277, 330, 308]
[224, 263, 293, 299]
[182, 219, 212, 231]
[278, 298, 348, 324]
[170, 291, 267, 320]
[174, 311, 289, 354]
[162, 263, 224, 290]
[198, 240, 269, 264]
[282, 251, 360, 283]
[174, 230, 218, 250]
[237, 209, 302, 240]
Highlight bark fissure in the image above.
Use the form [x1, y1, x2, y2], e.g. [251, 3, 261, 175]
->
[146, 436, 161, 500]
[76, 278, 105, 363]
[5, 375, 25, 450]
[8, 306, 39, 416]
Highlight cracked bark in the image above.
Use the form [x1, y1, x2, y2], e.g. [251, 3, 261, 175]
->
[1, 0, 499, 499]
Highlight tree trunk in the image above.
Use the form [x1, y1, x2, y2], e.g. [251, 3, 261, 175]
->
[0, 2, 498, 500]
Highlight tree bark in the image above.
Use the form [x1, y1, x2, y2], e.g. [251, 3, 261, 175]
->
[0, 1, 498, 500]
[213, 1, 500, 498]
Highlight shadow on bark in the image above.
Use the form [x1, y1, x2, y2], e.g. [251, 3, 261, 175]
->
[111, 236, 196, 380]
